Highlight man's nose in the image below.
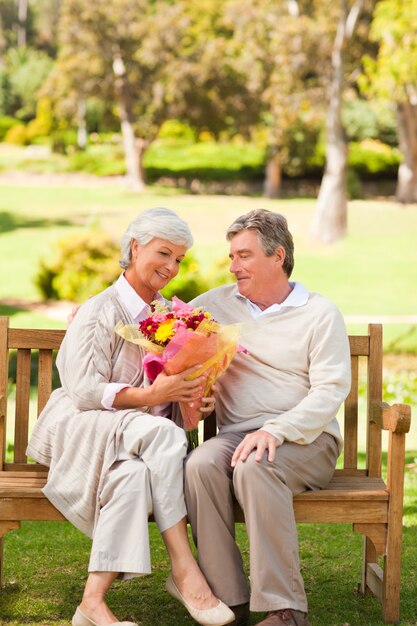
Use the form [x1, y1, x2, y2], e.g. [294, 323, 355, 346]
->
[230, 259, 239, 274]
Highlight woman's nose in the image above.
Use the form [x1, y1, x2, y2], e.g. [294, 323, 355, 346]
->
[167, 258, 178, 273]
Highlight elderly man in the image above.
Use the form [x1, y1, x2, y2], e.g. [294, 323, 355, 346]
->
[185, 209, 351, 626]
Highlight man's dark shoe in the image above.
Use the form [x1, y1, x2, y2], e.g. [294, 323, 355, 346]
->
[230, 602, 250, 626]
[255, 608, 311, 626]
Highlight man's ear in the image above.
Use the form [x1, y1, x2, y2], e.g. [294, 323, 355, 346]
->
[274, 246, 286, 266]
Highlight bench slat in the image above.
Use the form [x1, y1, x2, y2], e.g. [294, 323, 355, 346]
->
[4, 462, 49, 472]
[8, 328, 65, 350]
[0, 498, 65, 521]
[0, 318, 9, 466]
[14, 349, 31, 463]
[344, 354, 359, 469]
[349, 335, 369, 356]
[38, 349, 54, 415]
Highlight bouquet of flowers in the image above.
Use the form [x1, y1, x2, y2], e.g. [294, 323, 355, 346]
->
[115, 297, 245, 447]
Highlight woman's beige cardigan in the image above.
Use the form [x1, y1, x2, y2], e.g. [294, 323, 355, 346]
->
[27, 285, 155, 538]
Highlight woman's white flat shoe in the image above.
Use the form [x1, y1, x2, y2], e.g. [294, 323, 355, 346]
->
[72, 606, 138, 626]
[165, 573, 235, 626]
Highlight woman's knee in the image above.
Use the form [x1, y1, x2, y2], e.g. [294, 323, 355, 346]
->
[154, 418, 187, 449]
[101, 459, 150, 505]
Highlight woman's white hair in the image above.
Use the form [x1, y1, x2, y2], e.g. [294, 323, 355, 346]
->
[120, 207, 194, 269]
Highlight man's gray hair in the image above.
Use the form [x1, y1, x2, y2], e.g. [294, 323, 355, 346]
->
[120, 207, 194, 269]
[226, 208, 294, 277]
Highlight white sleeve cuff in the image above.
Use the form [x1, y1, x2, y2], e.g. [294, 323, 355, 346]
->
[101, 383, 132, 410]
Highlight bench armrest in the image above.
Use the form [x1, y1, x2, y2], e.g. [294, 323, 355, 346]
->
[370, 400, 411, 434]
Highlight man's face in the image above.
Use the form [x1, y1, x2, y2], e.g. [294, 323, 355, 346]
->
[228, 229, 283, 303]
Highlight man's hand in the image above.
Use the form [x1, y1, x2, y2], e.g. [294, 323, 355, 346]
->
[67, 304, 81, 326]
[198, 383, 218, 417]
[231, 429, 280, 467]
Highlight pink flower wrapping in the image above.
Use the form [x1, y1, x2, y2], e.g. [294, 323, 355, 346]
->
[115, 297, 245, 431]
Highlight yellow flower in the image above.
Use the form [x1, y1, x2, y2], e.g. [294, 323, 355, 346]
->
[155, 320, 175, 343]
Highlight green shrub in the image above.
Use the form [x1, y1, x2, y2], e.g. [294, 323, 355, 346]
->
[0, 115, 19, 141]
[158, 119, 196, 142]
[343, 97, 398, 145]
[144, 139, 266, 182]
[67, 144, 126, 176]
[35, 231, 121, 303]
[161, 252, 211, 302]
[50, 128, 78, 154]
[26, 97, 53, 142]
[347, 169, 362, 199]
[4, 122, 28, 145]
[348, 139, 401, 178]
[162, 254, 235, 302]
[205, 257, 235, 290]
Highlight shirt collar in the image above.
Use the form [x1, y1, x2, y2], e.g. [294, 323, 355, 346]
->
[115, 273, 164, 322]
[235, 281, 309, 318]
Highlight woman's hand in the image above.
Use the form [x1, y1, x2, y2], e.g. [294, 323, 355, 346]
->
[149, 365, 206, 405]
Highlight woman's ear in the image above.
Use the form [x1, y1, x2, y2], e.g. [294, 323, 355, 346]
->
[131, 239, 139, 261]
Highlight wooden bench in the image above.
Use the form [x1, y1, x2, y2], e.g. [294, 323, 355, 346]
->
[0, 317, 411, 624]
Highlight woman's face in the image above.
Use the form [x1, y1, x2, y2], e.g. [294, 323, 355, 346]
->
[125, 237, 187, 302]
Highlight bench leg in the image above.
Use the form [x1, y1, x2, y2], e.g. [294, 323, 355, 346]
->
[381, 430, 407, 624]
[0, 522, 20, 587]
[355, 522, 401, 624]
[381, 517, 402, 623]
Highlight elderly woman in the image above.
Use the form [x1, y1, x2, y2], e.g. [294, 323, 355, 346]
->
[27, 208, 234, 626]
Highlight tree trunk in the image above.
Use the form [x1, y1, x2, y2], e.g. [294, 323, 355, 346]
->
[77, 99, 87, 150]
[311, 0, 364, 243]
[264, 155, 282, 198]
[396, 100, 417, 203]
[112, 51, 145, 191]
[136, 137, 149, 187]
[17, 0, 28, 48]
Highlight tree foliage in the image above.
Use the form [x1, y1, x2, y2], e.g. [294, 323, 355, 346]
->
[360, 0, 417, 100]
[360, 0, 417, 203]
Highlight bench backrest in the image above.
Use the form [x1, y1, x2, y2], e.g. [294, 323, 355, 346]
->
[0, 316, 384, 478]
[0, 317, 65, 471]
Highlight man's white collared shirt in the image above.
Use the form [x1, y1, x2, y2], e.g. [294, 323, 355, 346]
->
[235, 281, 309, 318]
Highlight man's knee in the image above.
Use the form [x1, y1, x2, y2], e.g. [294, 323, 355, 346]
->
[185, 444, 228, 492]
[185, 445, 211, 479]
[233, 453, 284, 491]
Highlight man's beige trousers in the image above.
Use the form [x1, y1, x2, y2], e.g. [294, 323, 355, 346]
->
[185, 430, 338, 612]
